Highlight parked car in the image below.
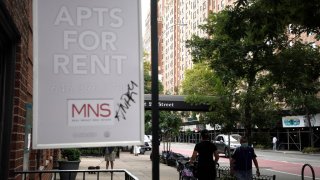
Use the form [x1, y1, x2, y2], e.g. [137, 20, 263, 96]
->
[231, 134, 241, 142]
[144, 135, 152, 151]
[138, 145, 146, 154]
[214, 134, 241, 157]
[146, 135, 152, 141]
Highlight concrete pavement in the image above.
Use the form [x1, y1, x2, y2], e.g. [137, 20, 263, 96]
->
[76, 150, 179, 180]
[72, 143, 319, 180]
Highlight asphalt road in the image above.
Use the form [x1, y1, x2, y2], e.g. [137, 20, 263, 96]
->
[164, 142, 320, 180]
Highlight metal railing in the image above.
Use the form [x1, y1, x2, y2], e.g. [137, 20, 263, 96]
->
[217, 166, 276, 180]
[301, 164, 315, 180]
[15, 169, 139, 180]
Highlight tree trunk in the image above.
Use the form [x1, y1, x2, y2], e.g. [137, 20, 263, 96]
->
[245, 73, 254, 145]
[306, 113, 314, 148]
[244, 104, 252, 145]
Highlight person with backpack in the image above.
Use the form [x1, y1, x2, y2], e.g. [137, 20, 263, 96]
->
[230, 136, 260, 180]
[190, 129, 219, 180]
[105, 147, 117, 170]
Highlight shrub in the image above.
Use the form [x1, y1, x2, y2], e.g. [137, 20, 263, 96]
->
[79, 147, 104, 156]
[61, 148, 81, 161]
[251, 132, 271, 148]
[254, 144, 266, 149]
[302, 147, 320, 154]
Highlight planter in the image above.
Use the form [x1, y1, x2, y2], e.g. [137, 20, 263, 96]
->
[58, 160, 80, 180]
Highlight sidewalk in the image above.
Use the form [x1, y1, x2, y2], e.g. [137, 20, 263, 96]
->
[77, 151, 179, 180]
[73, 143, 318, 180]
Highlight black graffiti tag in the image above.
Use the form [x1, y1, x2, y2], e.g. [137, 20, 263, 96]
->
[115, 81, 138, 121]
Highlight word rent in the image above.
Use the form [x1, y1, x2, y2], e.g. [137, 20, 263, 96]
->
[53, 6, 127, 75]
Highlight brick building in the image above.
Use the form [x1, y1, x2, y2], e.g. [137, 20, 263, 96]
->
[1, 1, 56, 179]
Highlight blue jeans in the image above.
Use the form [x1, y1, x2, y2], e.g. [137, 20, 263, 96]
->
[234, 169, 253, 180]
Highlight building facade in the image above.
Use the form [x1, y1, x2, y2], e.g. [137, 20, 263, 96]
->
[143, 0, 319, 95]
[143, 0, 237, 95]
[0, 1, 56, 179]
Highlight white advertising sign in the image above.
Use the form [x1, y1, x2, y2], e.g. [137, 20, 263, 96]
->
[282, 116, 305, 128]
[282, 114, 320, 128]
[33, 0, 144, 149]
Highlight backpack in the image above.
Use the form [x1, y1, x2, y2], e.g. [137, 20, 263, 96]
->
[105, 147, 115, 154]
[181, 167, 194, 177]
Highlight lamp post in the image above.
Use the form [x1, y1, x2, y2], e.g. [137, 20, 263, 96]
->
[151, 1, 186, 178]
[150, 1, 160, 180]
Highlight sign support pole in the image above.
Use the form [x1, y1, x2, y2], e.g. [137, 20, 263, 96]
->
[150, 0, 159, 180]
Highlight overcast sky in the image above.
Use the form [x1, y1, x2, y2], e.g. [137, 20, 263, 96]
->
[141, 0, 150, 34]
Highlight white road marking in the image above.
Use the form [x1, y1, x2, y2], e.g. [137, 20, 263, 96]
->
[266, 169, 319, 180]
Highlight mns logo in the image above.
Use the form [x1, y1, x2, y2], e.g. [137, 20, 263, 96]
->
[68, 99, 114, 119]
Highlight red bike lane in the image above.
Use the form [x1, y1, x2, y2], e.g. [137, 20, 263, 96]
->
[167, 146, 320, 179]
[258, 158, 319, 178]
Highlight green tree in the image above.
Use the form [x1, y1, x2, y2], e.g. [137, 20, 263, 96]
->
[144, 110, 152, 134]
[144, 60, 164, 94]
[145, 110, 182, 149]
[270, 42, 320, 147]
[236, 0, 320, 40]
[239, 0, 320, 147]
[159, 111, 182, 151]
[181, 63, 240, 132]
[144, 60, 152, 94]
[187, 11, 280, 142]
[186, 0, 320, 145]
[181, 63, 217, 95]
[143, 55, 164, 134]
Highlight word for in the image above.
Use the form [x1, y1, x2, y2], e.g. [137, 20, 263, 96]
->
[63, 30, 117, 51]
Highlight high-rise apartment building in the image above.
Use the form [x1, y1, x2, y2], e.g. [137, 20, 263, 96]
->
[160, 0, 179, 94]
[143, 0, 236, 94]
[178, 0, 210, 94]
[143, 0, 319, 95]
[143, 10, 151, 62]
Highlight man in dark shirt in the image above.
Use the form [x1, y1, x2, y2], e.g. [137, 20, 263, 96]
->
[190, 129, 219, 180]
[231, 136, 260, 180]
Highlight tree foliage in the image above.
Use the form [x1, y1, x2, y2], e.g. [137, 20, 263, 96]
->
[270, 42, 320, 114]
[144, 60, 163, 94]
[237, 0, 320, 40]
[181, 62, 241, 132]
[187, 8, 280, 138]
[186, 0, 320, 144]
[159, 111, 182, 151]
[143, 54, 164, 134]
[144, 110, 182, 139]
[182, 63, 217, 95]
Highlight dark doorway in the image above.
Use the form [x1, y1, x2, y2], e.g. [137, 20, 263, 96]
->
[0, 2, 19, 179]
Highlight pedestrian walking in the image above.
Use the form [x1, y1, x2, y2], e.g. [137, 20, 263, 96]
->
[133, 145, 140, 156]
[190, 129, 219, 180]
[230, 136, 260, 180]
[105, 147, 117, 170]
[272, 137, 277, 151]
